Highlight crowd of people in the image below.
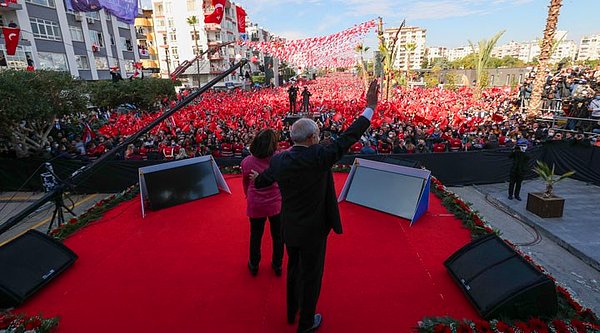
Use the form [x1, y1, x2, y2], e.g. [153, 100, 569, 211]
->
[4, 67, 600, 161]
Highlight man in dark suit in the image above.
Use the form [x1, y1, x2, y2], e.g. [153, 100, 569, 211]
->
[250, 80, 379, 333]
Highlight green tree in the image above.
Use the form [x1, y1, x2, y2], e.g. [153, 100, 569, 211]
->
[449, 53, 477, 69]
[0, 70, 88, 157]
[88, 78, 176, 110]
[377, 17, 405, 99]
[469, 30, 505, 97]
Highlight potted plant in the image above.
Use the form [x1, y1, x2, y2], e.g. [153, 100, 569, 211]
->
[526, 160, 575, 218]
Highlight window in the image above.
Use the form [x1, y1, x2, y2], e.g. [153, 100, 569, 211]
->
[190, 31, 200, 41]
[38, 52, 68, 71]
[25, 0, 55, 8]
[30, 18, 61, 41]
[155, 19, 165, 27]
[169, 31, 177, 42]
[171, 46, 178, 59]
[95, 56, 108, 70]
[120, 37, 133, 51]
[69, 26, 84, 42]
[186, 0, 195, 11]
[108, 57, 118, 68]
[167, 18, 174, 27]
[75, 55, 90, 69]
[89, 30, 104, 47]
[165, 2, 172, 14]
[0, 47, 30, 70]
[155, 4, 163, 16]
[85, 12, 100, 20]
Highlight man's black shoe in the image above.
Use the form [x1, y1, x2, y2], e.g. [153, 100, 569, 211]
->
[248, 261, 258, 276]
[508, 195, 513, 200]
[515, 196, 522, 201]
[298, 314, 322, 333]
[272, 263, 282, 277]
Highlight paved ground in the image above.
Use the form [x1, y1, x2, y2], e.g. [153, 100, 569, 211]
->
[0, 192, 106, 246]
[450, 179, 600, 315]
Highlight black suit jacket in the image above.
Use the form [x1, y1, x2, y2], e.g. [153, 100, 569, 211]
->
[255, 116, 371, 247]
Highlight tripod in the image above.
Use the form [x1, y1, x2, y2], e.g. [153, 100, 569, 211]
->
[46, 189, 76, 234]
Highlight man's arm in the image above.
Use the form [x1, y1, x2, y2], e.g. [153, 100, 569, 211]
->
[315, 80, 379, 169]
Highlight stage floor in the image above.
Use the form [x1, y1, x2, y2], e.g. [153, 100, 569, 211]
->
[478, 178, 600, 272]
[17, 174, 480, 333]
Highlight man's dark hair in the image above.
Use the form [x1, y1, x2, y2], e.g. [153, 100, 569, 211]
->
[250, 129, 278, 158]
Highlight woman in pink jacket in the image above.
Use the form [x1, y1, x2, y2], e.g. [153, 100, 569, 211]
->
[241, 129, 283, 276]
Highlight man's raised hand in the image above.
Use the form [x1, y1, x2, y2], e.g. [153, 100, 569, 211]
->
[366, 79, 379, 111]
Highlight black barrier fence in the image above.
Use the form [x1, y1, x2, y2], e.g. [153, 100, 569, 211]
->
[1, 143, 598, 193]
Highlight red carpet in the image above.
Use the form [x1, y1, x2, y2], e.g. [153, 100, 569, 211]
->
[18, 173, 480, 332]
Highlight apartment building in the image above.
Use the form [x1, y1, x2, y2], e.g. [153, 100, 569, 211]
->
[151, 0, 249, 86]
[0, 0, 141, 80]
[383, 25, 426, 70]
[577, 33, 600, 61]
[134, 8, 159, 75]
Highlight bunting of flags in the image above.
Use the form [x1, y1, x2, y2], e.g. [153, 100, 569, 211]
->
[241, 20, 376, 68]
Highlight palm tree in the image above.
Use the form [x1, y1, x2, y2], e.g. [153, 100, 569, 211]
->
[529, 0, 562, 117]
[377, 17, 405, 100]
[187, 15, 201, 86]
[354, 43, 370, 91]
[469, 30, 505, 98]
[404, 42, 417, 86]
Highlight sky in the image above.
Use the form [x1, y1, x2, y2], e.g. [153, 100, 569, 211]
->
[142, 0, 599, 50]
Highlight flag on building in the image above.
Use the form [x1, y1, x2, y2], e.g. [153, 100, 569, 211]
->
[236, 6, 247, 33]
[204, 0, 226, 24]
[2, 27, 20, 55]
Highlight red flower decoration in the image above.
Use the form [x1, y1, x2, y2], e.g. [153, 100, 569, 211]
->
[24, 316, 42, 330]
[513, 321, 531, 333]
[570, 319, 587, 333]
[433, 323, 451, 333]
[456, 322, 472, 333]
[551, 319, 570, 333]
[528, 317, 548, 331]
[0, 313, 15, 329]
[474, 320, 493, 333]
[69, 217, 78, 224]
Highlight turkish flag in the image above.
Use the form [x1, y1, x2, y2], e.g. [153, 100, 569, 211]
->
[2, 27, 20, 55]
[236, 6, 246, 33]
[204, 0, 226, 24]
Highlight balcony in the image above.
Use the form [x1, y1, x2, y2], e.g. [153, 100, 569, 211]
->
[205, 24, 221, 31]
[209, 53, 223, 61]
[0, 1, 22, 11]
[207, 40, 221, 46]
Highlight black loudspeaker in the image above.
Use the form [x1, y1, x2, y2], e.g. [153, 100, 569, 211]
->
[444, 234, 557, 320]
[0, 230, 77, 309]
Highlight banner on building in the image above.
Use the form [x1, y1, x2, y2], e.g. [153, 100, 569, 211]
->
[235, 6, 246, 33]
[2, 27, 20, 56]
[66, 0, 138, 24]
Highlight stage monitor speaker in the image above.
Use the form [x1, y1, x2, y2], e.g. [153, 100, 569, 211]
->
[0, 230, 77, 309]
[445, 234, 557, 320]
[338, 158, 430, 224]
[139, 156, 230, 217]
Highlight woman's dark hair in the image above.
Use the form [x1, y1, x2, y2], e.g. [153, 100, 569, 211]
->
[250, 129, 278, 158]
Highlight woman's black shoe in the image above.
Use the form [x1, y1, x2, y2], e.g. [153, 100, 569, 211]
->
[248, 261, 259, 276]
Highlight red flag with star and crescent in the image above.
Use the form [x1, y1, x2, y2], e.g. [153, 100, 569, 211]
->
[204, 0, 226, 24]
[2, 27, 20, 55]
